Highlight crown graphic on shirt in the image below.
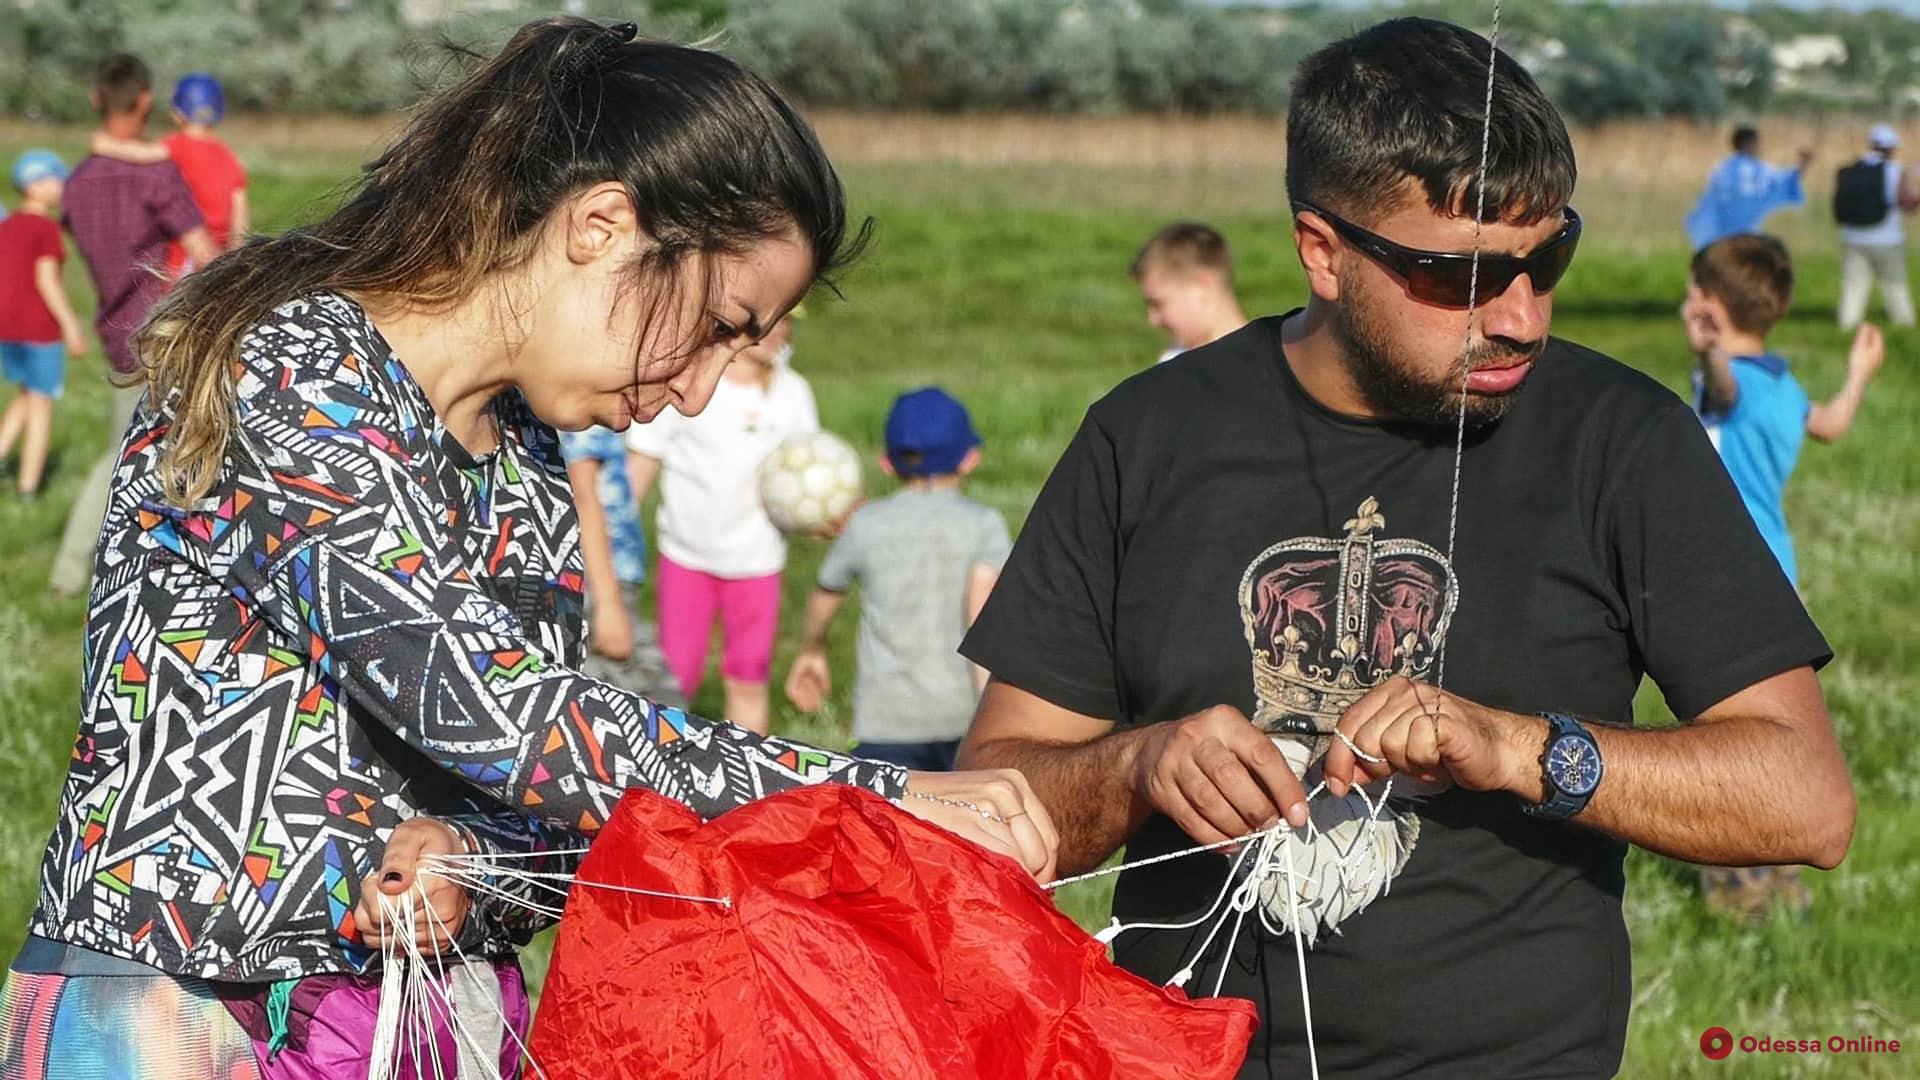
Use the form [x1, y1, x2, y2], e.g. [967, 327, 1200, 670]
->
[1238, 498, 1458, 739]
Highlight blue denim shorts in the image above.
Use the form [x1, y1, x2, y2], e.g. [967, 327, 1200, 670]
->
[0, 340, 66, 398]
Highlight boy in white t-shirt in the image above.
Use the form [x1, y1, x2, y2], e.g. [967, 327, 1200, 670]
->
[626, 313, 817, 735]
[1130, 222, 1248, 365]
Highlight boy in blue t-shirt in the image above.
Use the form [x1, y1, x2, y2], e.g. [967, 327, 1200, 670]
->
[1680, 233, 1882, 920]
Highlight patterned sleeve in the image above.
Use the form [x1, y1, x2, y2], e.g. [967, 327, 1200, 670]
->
[223, 347, 907, 835]
[439, 811, 583, 945]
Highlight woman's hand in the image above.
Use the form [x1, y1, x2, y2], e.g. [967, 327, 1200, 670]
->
[899, 769, 1060, 884]
[354, 816, 473, 953]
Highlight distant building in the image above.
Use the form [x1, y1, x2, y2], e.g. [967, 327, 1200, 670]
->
[1772, 34, 1849, 93]
[399, 0, 586, 26]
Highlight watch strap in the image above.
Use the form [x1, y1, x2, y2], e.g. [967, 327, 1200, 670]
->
[1523, 711, 1600, 820]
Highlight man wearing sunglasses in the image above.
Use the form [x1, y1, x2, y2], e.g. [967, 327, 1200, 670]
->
[955, 16, 1852, 1080]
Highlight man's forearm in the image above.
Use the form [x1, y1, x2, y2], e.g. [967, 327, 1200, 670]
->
[1490, 710, 1853, 868]
[961, 729, 1154, 876]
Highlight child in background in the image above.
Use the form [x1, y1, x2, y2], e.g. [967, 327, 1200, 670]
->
[562, 423, 683, 707]
[50, 53, 216, 597]
[785, 388, 1010, 772]
[1680, 233, 1884, 922]
[0, 150, 88, 496]
[1130, 222, 1248, 365]
[88, 72, 248, 276]
[626, 312, 817, 734]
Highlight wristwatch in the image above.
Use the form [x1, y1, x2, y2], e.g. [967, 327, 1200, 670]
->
[1522, 712, 1603, 820]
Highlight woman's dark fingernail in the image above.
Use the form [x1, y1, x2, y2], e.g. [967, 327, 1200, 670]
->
[382, 871, 402, 884]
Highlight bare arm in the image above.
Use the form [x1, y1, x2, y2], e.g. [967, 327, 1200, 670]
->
[783, 588, 845, 713]
[1556, 669, 1851, 866]
[1326, 667, 1854, 870]
[963, 565, 997, 693]
[32, 257, 86, 355]
[799, 587, 846, 651]
[1698, 348, 1739, 413]
[1807, 323, 1883, 443]
[1900, 166, 1920, 213]
[179, 226, 220, 268]
[626, 449, 662, 504]
[89, 131, 169, 164]
[228, 189, 250, 245]
[958, 681, 1135, 876]
[1807, 383, 1869, 443]
[567, 458, 632, 660]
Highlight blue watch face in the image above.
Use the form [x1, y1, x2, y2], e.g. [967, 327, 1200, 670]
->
[1548, 736, 1602, 797]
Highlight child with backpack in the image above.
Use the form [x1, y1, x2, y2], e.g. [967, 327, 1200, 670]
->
[1833, 124, 1919, 330]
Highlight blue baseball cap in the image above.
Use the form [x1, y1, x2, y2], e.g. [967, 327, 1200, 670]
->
[172, 73, 225, 125]
[885, 387, 981, 477]
[11, 149, 68, 192]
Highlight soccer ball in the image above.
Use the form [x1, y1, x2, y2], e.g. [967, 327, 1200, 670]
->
[758, 431, 863, 535]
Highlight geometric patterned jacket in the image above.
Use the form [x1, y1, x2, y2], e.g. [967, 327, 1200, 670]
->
[31, 293, 907, 981]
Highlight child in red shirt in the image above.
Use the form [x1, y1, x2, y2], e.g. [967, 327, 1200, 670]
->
[89, 72, 248, 278]
[0, 150, 88, 496]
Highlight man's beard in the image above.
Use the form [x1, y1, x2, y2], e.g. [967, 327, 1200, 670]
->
[1332, 296, 1541, 431]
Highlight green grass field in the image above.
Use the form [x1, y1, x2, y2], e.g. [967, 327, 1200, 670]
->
[1, 124, 1915, 1076]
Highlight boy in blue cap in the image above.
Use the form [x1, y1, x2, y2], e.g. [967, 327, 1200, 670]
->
[0, 150, 88, 496]
[89, 72, 248, 277]
[784, 387, 1012, 771]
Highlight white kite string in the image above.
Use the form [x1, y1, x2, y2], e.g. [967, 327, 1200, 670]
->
[1435, 0, 1503, 698]
[369, 856, 732, 1080]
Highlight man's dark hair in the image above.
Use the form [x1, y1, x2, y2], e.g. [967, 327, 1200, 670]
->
[1732, 125, 1759, 153]
[95, 53, 152, 116]
[1285, 18, 1575, 227]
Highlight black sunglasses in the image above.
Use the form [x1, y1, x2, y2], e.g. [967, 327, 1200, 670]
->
[1296, 203, 1582, 308]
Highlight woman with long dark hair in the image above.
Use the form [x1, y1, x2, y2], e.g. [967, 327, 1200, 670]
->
[0, 19, 1055, 1077]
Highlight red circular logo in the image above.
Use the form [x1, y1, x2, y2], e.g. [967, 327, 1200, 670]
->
[1701, 1027, 1734, 1060]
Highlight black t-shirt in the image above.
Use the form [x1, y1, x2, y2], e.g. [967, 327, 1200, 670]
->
[962, 314, 1830, 1079]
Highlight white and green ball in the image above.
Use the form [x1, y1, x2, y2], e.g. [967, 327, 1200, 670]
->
[758, 431, 864, 535]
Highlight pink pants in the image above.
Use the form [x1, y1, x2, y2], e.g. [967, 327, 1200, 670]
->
[654, 555, 783, 697]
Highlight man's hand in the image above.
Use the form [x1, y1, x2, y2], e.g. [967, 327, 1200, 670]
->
[1131, 705, 1311, 846]
[785, 646, 831, 712]
[1796, 147, 1815, 171]
[1322, 676, 1534, 799]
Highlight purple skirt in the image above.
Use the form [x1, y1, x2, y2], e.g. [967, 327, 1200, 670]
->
[0, 959, 531, 1079]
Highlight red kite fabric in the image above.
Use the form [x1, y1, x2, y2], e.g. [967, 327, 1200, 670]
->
[528, 785, 1256, 1078]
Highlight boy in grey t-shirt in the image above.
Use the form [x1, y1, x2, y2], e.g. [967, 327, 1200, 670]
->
[784, 387, 1010, 771]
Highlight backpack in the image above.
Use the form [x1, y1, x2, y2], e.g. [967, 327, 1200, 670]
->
[1834, 160, 1892, 226]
